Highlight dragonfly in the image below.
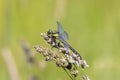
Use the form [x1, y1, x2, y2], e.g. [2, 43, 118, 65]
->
[57, 21, 82, 59]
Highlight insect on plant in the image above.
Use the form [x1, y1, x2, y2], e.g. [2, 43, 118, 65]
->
[34, 21, 90, 80]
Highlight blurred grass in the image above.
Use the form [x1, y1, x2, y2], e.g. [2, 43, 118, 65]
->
[0, 0, 120, 80]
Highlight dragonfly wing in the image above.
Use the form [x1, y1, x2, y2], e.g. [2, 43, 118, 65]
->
[57, 21, 69, 48]
[57, 21, 64, 34]
[57, 21, 69, 41]
[63, 31, 69, 41]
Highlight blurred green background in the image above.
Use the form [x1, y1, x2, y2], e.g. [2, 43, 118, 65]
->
[0, 0, 120, 80]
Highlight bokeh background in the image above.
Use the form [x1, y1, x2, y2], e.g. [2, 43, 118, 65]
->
[0, 0, 120, 80]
